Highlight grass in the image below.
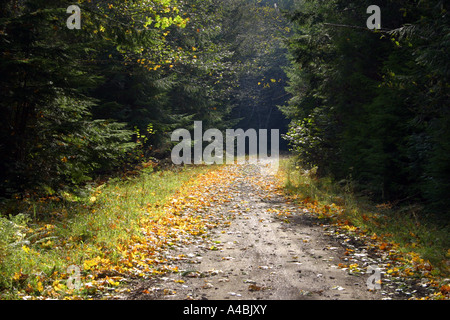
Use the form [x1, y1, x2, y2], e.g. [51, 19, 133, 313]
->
[2, 156, 448, 299]
[278, 157, 450, 278]
[0, 162, 214, 299]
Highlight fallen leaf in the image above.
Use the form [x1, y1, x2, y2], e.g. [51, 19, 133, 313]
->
[331, 286, 345, 291]
[248, 284, 262, 291]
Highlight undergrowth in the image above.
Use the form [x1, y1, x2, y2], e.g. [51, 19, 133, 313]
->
[0, 161, 212, 299]
[278, 157, 450, 280]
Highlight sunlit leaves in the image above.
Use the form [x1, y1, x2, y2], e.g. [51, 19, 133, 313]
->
[277, 161, 449, 300]
[77, 0, 189, 68]
[1, 164, 241, 299]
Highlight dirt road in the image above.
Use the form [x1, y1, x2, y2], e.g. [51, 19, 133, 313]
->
[122, 161, 383, 300]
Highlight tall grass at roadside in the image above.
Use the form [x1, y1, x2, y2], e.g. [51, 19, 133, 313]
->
[0, 164, 212, 299]
[279, 157, 449, 277]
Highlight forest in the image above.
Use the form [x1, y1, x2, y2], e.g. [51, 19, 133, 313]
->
[281, 0, 450, 220]
[0, 0, 291, 197]
[0, 0, 448, 300]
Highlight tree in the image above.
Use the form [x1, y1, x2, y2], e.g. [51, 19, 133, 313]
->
[0, 0, 188, 195]
[225, 0, 292, 150]
[281, 0, 450, 218]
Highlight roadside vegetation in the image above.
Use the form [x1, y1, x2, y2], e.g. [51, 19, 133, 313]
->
[278, 157, 450, 299]
[0, 162, 214, 299]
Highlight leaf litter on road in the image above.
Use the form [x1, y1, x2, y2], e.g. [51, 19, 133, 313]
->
[23, 161, 448, 300]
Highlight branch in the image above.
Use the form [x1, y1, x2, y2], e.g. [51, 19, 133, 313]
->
[322, 23, 392, 33]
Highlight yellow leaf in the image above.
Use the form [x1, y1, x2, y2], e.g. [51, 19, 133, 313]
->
[53, 280, 65, 291]
[37, 281, 44, 292]
[83, 257, 99, 270]
[41, 240, 54, 249]
[13, 272, 22, 281]
[108, 278, 120, 286]
[22, 245, 30, 253]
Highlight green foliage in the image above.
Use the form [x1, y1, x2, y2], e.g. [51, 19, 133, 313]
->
[279, 158, 450, 275]
[0, 214, 30, 267]
[226, 0, 292, 136]
[0, 0, 244, 196]
[0, 0, 143, 195]
[283, 112, 331, 172]
[281, 0, 450, 218]
[0, 0, 292, 198]
[0, 164, 211, 298]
